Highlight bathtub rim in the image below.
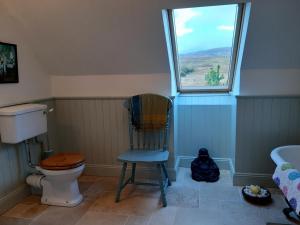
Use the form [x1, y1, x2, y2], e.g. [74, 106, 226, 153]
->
[271, 145, 300, 166]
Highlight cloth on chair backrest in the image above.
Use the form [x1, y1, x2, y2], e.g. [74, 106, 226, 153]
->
[130, 94, 171, 131]
[125, 94, 172, 151]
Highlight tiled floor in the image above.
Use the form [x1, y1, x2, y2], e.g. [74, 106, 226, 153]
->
[0, 168, 299, 225]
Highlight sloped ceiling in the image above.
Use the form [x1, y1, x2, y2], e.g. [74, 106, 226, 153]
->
[0, 0, 255, 76]
[242, 0, 300, 70]
[0, 0, 173, 75]
[2, 0, 300, 76]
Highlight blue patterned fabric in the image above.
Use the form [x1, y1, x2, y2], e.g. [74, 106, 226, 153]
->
[273, 162, 300, 214]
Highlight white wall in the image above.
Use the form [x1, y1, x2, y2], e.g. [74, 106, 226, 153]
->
[51, 74, 171, 97]
[0, 6, 51, 213]
[239, 69, 300, 96]
[0, 6, 51, 107]
[239, 0, 300, 96]
[0, 0, 246, 76]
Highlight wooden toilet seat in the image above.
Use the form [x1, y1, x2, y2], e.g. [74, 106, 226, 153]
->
[40, 153, 85, 170]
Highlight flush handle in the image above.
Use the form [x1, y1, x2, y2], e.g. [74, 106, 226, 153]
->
[43, 108, 54, 115]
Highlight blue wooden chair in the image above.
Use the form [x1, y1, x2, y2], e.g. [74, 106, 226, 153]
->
[115, 94, 172, 207]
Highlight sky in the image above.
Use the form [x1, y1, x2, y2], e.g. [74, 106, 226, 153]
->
[174, 4, 238, 54]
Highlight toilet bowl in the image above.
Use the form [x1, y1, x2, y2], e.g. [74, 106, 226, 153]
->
[27, 153, 85, 207]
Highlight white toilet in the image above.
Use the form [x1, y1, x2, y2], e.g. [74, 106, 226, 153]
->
[0, 104, 85, 207]
[32, 153, 85, 207]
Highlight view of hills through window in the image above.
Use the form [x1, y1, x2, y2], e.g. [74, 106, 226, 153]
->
[173, 4, 238, 90]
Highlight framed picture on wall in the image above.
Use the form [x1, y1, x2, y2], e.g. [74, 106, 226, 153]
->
[0, 42, 18, 83]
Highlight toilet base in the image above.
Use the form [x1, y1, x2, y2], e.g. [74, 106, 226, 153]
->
[41, 177, 84, 207]
[35, 165, 85, 207]
[41, 193, 83, 207]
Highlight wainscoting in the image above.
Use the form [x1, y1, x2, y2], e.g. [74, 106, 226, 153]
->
[0, 99, 56, 214]
[1, 95, 300, 213]
[54, 96, 236, 178]
[0, 142, 30, 214]
[234, 96, 300, 186]
[175, 95, 236, 172]
[55, 98, 129, 165]
[54, 97, 176, 179]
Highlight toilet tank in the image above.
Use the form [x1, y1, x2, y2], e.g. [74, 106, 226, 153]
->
[0, 104, 48, 144]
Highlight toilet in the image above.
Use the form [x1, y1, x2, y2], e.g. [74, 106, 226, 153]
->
[0, 104, 85, 207]
[33, 153, 85, 207]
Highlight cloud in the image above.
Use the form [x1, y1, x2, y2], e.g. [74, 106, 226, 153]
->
[217, 25, 234, 31]
[174, 9, 200, 37]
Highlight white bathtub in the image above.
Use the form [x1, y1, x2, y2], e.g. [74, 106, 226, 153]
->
[271, 145, 300, 170]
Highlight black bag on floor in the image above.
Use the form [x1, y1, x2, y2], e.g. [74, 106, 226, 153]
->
[191, 148, 220, 182]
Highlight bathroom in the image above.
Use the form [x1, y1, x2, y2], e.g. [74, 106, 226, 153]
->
[0, 0, 300, 224]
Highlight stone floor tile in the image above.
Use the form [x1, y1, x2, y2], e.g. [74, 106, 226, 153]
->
[0, 216, 31, 225]
[166, 186, 199, 208]
[3, 196, 48, 219]
[90, 191, 160, 216]
[74, 211, 127, 225]
[83, 177, 119, 200]
[78, 175, 102, 182]
[29, 199, 94, 225]
[124, 215, 150, 225]
[0, 169, 298, 225]
[198, 183, 242, 202]
[148, 206, 178, 225]
[173, 168, 201, 189]
[78, 181, 94, 194]
[174, 207, 224, 225]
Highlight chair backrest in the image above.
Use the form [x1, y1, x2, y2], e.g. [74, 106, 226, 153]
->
[125, 94, 172, 151]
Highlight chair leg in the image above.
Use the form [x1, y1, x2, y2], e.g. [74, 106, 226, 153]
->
[157, 164, 167, 207]
[162, 163, 171, 186]
[115, 162, 127, 203]
[131, 163, 136, 183]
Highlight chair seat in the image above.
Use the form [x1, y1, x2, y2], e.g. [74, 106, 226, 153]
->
[118, 150, 169, 163]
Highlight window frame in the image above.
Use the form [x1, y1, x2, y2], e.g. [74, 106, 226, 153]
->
[168, 3, 245, 93]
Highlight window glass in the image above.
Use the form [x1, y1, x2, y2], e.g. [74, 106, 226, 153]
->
[172, 4, 240, 91]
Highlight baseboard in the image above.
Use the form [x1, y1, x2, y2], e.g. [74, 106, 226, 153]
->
[0, 184, 30, 215]
[174, 156, 181, 180]
[229, 159, 235, 176]
[84, 163, 177, 181]
[177, 156, 234, 171]
[233, 172, 276, 187]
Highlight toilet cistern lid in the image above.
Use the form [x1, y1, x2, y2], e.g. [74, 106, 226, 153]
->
[40, 153, 85, 170]
[0, 104, 47, 116]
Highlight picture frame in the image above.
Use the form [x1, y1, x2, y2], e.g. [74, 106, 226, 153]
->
[0, 42, 19, 83]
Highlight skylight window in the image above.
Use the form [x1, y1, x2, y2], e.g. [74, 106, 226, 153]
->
[168, 4, 244, 92]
